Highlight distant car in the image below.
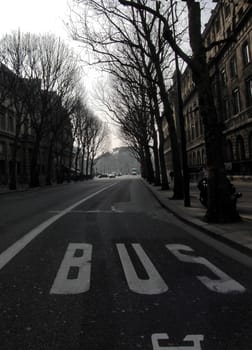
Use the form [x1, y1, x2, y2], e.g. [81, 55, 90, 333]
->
[131, 170, 137, 175]
[109, 173, 116, 178]
[98, 174, 108, 178]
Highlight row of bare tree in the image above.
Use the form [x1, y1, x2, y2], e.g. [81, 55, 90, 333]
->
[0, 31, 106, 189]
[67, 0, 240, 223]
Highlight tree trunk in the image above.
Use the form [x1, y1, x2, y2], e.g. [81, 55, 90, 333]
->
[68, 143, 74, 182]
[150, 83, 170, 190]
[45, 138, 54, 185]
[157, 119, 169, 190]
[150, 113, 161, 186]
[196, 75, 239, 222]
[9, 140, 18, 190]
[144, 143, 154, 183]
[86, 147, 90, 177]
[29, 137, 41, 188]
[9, 123, 22, 190]
[187, 1, 239, 222]
[152, 51, 183, 198]
[139, 148, 147, 179]
[74, 146, 80, 180]
[138, 11, 183, 198]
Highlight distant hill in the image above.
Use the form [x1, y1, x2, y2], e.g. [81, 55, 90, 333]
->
[94, 147, 140, 175]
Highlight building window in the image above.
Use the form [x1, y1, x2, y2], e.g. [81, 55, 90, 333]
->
[0, 142, 4, 155]
[187, 115, 191, 141]
[220, 68, 227, 86]
[8, 115, 14, 133]
[189, 154, 192, 167]
[223, 98, 230, 120]
[0, 114, 6, 130]
[199, 117, 203, 136]
[232, 88, 241, 114]
[225, 140, 233, 161]
[249, 133, 252, 159]
[0, 160, 6, 175]
[197, 151, 201, 165]
[201, 149, 205, 165]
[236, 135, 246, 161]
[192, 152, 196, 166]
[245, 78, 252, 106]
[195, 120, 199, 138]
[230, 55, 238, 78]
[242, 41, 251, 66]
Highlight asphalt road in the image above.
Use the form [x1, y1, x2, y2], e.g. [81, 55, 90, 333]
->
[0, 177, 252, 350]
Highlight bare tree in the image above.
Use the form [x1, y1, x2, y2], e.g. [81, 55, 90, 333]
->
[23, 33, 79, 187]
[110, 69, 155, 183]
[119, 0, 242, 222]
[68, 0, 184, 194]
[87, 115, 107, 177]
[0, 31, 36, 189]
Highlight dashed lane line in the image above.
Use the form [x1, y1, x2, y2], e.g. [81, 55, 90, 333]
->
[0, 183, 117, 271]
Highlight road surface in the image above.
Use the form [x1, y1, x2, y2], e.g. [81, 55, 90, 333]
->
[0, 177, 251, 350]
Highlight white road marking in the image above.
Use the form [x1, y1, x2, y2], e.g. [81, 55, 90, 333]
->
[49, 209, 124, 214]
[166, 244, 245, 294]
[0, 183, 117, 271]
[116, 243, 168, 294]
[50, 243, 92, 294]
[151, 334, 204, 350]
[111, 206, 123, 213]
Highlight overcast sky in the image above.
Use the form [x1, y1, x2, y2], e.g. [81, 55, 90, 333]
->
[0, 0, 122, 149]
[0, 0, 215, 150]
[0, 0, 69, 38]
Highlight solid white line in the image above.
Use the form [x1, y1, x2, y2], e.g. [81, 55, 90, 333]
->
[48, 209, 124, 214]
[0, 183, 117, 271]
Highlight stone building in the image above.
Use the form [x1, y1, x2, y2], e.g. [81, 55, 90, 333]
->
[95, 147, 140, 175]
[0, 63, 73, 187]
[164, 1, 252, 178]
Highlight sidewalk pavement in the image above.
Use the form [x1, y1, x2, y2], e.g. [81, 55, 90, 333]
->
[144, 181, 252, 256]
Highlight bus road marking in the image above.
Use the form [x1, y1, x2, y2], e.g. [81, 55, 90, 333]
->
[50, 243, 92, 295]
[166, 244, 245, 294]
[151, 334, 204, 350]
[117, 243, 168, 295]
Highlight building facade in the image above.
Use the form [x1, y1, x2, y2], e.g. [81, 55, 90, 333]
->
[0, 63, 73, 187]
[164, 1, 252, 178]
[95, 147, 140, 175]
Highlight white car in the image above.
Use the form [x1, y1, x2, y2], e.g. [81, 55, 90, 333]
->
[109, 173, 116, 178]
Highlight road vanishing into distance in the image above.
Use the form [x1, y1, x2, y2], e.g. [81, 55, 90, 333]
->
[0, 176, 252, 350]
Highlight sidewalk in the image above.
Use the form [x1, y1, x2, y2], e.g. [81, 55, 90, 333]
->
[0, 182, 70, 195]
[144, 180, 252, 255]
[0, 184, 29, 194]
